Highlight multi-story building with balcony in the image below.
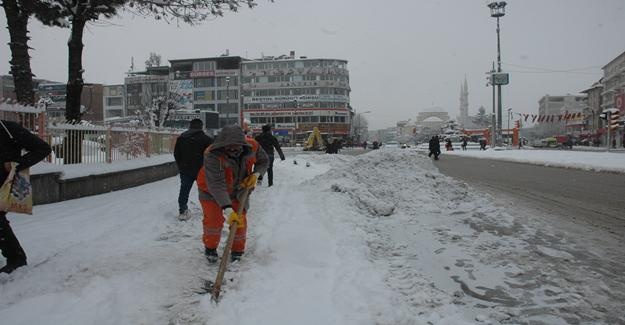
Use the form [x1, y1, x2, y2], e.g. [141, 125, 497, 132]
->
[601, 51, 625, 112]
[580, 81, 603, 135]
[240, 52, 351, 142]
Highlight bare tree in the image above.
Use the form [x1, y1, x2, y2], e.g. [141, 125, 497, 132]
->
[144, 52, 161, 68]
[131, 0, 262, 23]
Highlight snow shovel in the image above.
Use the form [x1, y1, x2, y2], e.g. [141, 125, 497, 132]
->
[211, 187, 251, 302]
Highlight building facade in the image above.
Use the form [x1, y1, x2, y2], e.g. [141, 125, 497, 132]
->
[124, 66, 170, 118]
[103, 85, 126, 120]
[537, 94, 587, 136]
[169, 56, 242, 128]
[580, 81, 603, 136]
[36, 82, 104, 122]
[601, 51, 625, 113]
[600, 51, 625, 147]
[240, 53, 351, 141]
[0, 75, 16, 100]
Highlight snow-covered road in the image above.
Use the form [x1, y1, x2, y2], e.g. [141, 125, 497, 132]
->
[1, 150, 623, 324]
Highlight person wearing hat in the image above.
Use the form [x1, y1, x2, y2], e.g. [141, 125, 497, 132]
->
[196, 125, 268, 263]
[173, 119, 213, 221]
[254, 124, 285, 187]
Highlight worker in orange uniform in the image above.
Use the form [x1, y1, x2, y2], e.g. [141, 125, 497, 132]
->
[196, 125, 268, 263]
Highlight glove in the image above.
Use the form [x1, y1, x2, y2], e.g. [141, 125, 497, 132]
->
[224, 207, 245, 228]
[240, 172, 260, 189]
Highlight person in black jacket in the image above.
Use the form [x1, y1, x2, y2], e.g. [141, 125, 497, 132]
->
[0, 120, 51, 274]
[173, 119, 213, 220]
[254, 124, 285, 187]
[428, 135, 441, 160]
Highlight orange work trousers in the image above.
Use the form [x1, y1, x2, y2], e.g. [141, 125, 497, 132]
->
[200, 199, 247, 253]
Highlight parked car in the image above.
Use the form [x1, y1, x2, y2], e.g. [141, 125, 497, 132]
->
[383, 141, 400, 149]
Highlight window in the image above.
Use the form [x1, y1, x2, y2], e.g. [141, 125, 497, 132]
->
[194, 103, 215, 111]
[106, 97, 122, 106]
[217, 76, 238, 87]
[193, 61, 216, 71]
[218, 103, 239, 114]
[194, 78, 215, 88]
[194, 91, 214, 101]
[216, 89, 238, 100]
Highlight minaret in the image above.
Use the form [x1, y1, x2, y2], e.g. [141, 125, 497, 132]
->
[459, 76, 469, 127]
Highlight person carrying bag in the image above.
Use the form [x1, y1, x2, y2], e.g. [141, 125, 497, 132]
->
[0, 120, 51, 274]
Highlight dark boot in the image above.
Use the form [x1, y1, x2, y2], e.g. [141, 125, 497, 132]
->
[0, 260, 27, 274]
[231, 251, 243, 262]
[0, 213, 27, 273]
[205, 248, 218, 264]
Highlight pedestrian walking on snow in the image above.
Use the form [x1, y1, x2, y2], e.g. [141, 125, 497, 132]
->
[445, 139, 453, 151]
[254, 124, 285, 187]
[196, 125, 268, 263]
[1, 120, 51, 274]
[174, 119, 213, 221]
[461, 138, 467, 151]
[428, 135, 441, 160]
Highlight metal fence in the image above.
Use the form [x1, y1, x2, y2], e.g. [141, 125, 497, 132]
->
[46, 124, 180, 164]
[1, 100, 181, 165]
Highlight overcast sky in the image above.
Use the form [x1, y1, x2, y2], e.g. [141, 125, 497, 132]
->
[1, 0, 624, 129]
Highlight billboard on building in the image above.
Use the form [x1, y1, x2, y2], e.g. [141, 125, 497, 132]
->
[169, 79, 193, 110]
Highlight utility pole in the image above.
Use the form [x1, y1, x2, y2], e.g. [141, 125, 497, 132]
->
[225, 76, 230, 126]
[490, 63, 496, 148]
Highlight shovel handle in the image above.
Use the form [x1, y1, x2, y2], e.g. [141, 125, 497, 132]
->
[211, 188, 250, 301]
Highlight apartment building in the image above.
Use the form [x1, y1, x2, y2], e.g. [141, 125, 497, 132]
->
[240, 52, 351, 141]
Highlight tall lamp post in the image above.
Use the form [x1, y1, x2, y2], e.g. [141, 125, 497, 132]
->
[225, 76, 230, 126]
[292, 99, 299, 144]
[507, 107, 512, 146]
[488, 1, 507, 146]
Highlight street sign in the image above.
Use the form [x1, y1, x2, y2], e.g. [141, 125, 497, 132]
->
[491, 72, 509, 85]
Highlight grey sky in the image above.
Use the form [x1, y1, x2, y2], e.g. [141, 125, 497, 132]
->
[1, 0, 624, 129]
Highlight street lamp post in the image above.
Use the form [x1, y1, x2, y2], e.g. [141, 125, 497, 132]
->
[224, 76, 230, 127]
[489, 63, 496, 148]
[507, 108, 512, 146]
[488, 1, 507, 146]
[292, 99, 298, 144]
